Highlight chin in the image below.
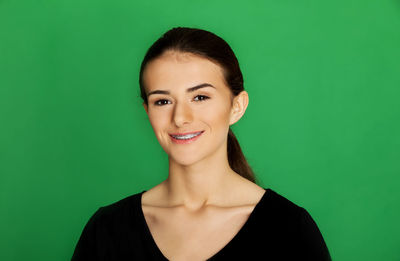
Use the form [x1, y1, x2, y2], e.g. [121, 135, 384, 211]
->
[168, 152, 205, 167]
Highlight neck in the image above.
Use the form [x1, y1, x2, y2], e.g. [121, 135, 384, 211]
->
[162, 142, 241, 211]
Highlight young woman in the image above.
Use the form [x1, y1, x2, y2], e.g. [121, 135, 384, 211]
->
[72, 27, 332, 261]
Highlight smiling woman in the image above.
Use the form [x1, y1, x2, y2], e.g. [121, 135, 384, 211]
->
[71, 27, 332, 261]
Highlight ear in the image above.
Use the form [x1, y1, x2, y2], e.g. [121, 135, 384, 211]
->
[143, 102, 148, 114]
[229, 90, 249, 126]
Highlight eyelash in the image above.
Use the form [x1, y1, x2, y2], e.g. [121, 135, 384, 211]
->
[153, 95, 210, 106]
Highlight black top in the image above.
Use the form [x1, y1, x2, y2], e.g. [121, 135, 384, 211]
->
[71, 188, 332, 260]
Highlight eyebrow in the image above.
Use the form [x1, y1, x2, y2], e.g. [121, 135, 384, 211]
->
[147, 83, 216, 97]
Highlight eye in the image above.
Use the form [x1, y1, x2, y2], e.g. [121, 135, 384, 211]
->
[153, 95, 210, 106]
[154, 99, 171, 106]
[194, 95, 210, 102]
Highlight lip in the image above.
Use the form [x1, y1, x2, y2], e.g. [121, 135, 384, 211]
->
[169, 130, 204, 136]
[169, 130, 204, 144]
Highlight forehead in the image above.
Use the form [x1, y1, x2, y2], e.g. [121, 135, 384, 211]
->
[158, 50, 221, 67]
[143, 51, 226, 89]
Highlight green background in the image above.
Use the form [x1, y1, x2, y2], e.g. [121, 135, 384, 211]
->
[1, 0, 399, 260]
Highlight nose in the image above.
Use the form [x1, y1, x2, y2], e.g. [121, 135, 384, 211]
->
[172, 100, 193, 127]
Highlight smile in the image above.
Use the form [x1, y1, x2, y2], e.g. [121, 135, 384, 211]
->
[169, 131, 204, 144]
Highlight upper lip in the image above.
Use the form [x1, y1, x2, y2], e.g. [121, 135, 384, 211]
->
[169, 130, 204, 136]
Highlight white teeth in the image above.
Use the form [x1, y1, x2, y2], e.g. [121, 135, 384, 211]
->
[172, 132, 202, 140]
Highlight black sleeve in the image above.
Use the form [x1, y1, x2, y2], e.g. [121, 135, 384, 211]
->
[71, 207, 104, 261]
[297, 207, 332, 260]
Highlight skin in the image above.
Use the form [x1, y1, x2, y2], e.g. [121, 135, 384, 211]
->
[142, 50, 263, 212]
[141, 50, 267, 260]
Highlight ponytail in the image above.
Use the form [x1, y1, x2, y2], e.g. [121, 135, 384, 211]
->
[227, 128, 258, 184]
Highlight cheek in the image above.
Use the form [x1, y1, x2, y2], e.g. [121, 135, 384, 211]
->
[148, 111, 169, 134]
[198, 103, 231, 130]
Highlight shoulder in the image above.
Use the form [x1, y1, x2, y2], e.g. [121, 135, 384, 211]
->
[265, 188, 305, 215]
[93, 190, 144, 222]
[71, 191, 146, 260]
[265, 188, 322, 226]
[75, 190, 145, 243]
[263, 188, 332, 260]
[77, 190, 144, 234]
[261, 188, 316, 230]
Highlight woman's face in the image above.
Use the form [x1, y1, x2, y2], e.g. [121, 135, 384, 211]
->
[142, 50, 248, 166]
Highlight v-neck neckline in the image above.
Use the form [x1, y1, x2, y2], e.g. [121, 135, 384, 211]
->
[137, 188, 269, 260]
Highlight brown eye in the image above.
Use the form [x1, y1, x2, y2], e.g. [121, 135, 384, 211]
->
[194, 95, 210, 102]
[154, 99, 170, 106]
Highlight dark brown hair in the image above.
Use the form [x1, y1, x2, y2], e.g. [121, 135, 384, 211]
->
[139, 27, 259, 184]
